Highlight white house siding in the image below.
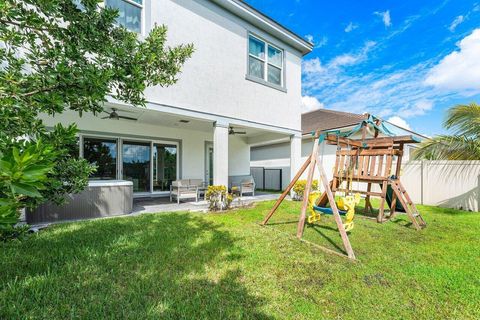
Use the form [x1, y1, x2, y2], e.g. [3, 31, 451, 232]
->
[251, 139, 338, 190]
[143, 0, 304, 132]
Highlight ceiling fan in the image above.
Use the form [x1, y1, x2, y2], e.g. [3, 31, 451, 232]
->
[102, 108, 138, 121]
[229, 126, 246, 135]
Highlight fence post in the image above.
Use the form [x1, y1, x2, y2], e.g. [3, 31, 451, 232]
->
[477, 174, 480, 212]
[279, 169, 283, 191]
[421, 160, 424, 205]
[263, 167, 266, 190]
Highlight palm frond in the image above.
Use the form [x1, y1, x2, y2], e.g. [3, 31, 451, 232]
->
[412, 135, 480, 160]
[444, 103, 480, 138]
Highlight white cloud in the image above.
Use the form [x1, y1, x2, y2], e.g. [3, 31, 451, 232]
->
[425, 28, 480, 95]
[303, 57, 324, 74]
[305, 34, 314, 43]
[315, 36, 328, 48]
[345, 22, 358, 33]
[330, 41, 376, 67]
[387, 116, 412, 131]
[399, 100, 434, 117]
[302, 54, 444, 121]
[301, 96, 324, 112]
[304, 35, 328, 48]
[449, 15, 465, 32]
[374, 10, 392, 27]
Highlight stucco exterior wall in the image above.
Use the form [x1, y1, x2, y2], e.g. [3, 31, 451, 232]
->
[143, 0, 303, 132]
[250, 139, 338, 190]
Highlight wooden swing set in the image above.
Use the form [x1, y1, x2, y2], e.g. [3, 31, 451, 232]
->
[261, 117, 426, 260]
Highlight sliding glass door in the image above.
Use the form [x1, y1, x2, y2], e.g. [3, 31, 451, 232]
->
[122, 141, 151, 193]
[152, 144, 177, 192]
[82, 136, 178, 195]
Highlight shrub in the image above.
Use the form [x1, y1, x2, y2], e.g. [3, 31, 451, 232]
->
[0, 225, 31, 242]
[292, 179, 319, 201]
[205, 186, 233, 211]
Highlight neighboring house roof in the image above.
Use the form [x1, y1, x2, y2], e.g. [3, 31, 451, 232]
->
[301, 108, 429, 140]
[301, 109, 368, 135]
[211, 0, 314, 55]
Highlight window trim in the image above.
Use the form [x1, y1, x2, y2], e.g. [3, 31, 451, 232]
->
[247, 33, 286, 90]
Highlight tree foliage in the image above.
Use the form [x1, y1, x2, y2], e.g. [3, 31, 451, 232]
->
[0, 0, 194, 229]
[413, 103, 480, 160]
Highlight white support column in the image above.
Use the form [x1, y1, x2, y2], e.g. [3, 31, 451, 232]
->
[290, 134, 302, 194]
[213, 121, 229, 187]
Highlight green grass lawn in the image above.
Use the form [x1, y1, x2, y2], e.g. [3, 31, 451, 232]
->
[1, 201, 479, 319]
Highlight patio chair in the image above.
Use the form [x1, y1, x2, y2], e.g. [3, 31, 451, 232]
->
[229, 175, 255, 197]
[189, 179, 207, 200]
[170, 179, 198, 204]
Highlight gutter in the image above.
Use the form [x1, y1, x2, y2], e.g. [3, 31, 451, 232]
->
[211, 0, 314, 55]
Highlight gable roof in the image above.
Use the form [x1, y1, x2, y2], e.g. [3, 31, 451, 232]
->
[210, 0, 313, 55]
[301, 109, 368, 135]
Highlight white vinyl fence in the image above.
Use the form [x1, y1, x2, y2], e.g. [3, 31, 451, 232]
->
[400, 161, 480, 212]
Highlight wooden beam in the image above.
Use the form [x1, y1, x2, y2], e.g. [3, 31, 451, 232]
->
[337, 149, 403, 156]
[335, 188, 384, 197]
[361, 135, 419, 145]
[324, 135, 363, 147]
[378, 181, 388, 223]
[261, 157, 312, 225]
[296, 137, 320, 238]
[316, 156, 356, 260]
[333, 175, 389, 182]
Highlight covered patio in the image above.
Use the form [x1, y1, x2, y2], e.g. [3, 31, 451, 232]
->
[132, 191, 281, 214]
[32, 101, 300, 224]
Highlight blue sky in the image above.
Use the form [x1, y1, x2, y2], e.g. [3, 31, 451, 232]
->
[245, 0, 480, 136]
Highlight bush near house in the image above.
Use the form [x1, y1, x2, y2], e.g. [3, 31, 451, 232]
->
[205, 185, 233, 211]
[292, 179, 319, 200]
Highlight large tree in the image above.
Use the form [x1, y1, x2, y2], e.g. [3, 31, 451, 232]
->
[0, 0, 194, 229]
[413, 103, 480, 160]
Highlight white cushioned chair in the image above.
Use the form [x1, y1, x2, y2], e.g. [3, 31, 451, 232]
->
[170, 179, 198, 203]
[229, 175, 255, 197]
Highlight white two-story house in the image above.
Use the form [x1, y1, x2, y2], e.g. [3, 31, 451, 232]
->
[40, 0, 313, 197]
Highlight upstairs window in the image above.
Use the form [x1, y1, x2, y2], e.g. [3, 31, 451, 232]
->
[106, 0, 142, 33]
[248, 35, 284, 87]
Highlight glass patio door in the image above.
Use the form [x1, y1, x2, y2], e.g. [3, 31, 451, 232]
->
[152, 144, 177, 192]
[122, 141, 151, 193]
[205, 143, 214, 186]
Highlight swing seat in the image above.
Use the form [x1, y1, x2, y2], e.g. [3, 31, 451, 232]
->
[312, 206, 347, 215]
[336, 193, 361, 210]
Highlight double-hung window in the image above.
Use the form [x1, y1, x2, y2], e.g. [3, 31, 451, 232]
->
[105, 0, 143, 33]
[248, 35, 284, 87]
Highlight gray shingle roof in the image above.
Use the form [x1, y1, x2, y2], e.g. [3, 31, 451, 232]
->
[301, 109, 368, 135]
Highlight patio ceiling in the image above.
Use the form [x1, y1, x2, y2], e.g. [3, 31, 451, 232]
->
[105, 103, 287, 139]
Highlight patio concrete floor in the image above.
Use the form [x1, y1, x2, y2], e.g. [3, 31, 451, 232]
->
[132, 192, 281, 215]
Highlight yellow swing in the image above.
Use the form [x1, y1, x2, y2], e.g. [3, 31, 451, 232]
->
[307, 140, 360, 232]
[335, 169, 360, 231]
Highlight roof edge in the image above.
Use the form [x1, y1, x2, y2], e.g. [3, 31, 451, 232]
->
[211, 0, 314, 55]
